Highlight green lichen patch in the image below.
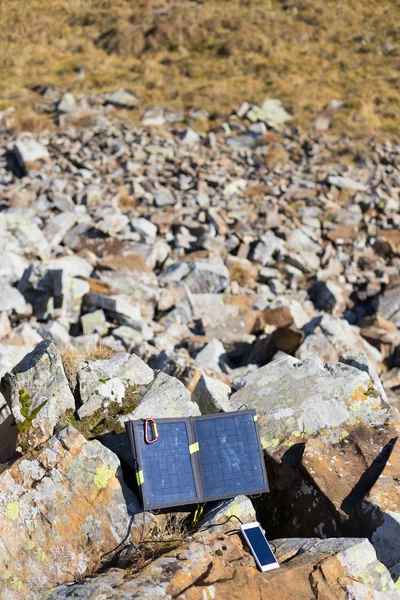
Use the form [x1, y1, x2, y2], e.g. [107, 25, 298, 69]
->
[76, 385, 142, 439]
[5, 501, 20, 520]
[34, 548, 46, 562]
[94, 464, 114, 490]
[17, 389, 48, 434]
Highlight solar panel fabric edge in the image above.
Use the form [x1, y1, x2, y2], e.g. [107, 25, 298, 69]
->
[128, 417, 201, 510]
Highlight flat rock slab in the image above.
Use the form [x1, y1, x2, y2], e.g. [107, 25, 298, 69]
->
[302, 422, 399, 521]
[0, 426, 138, 600]
[45, 535, 397, 600]
[230, 353, 392, 455]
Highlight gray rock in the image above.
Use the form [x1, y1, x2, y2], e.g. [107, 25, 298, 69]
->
[327, 175, 368, 191]
[131, 217, 158, 239]
[81, 309, 108, 336]
[298, 314, 383, 374]
[78, 353, 154, 419]
[87, 293, 141, 325]
[339, 348, 388, 403]
[180, 128, 200, 147]
[112, 325, 145, 350]
[19, 263, 90, 324]
[274, 537, 398, 597]
[195, 339, 228, 373]
[39, 320, 71, 344]
[226, 131, 261, 149]
[201, 494, 256, 529]
[13, 138, 50, 169]
[142, 108, 166, 126]
[1, 340, 75, 449]
[258, 98, 292, 124]
[192, 374, 233, 414]
[0, 284, 28, 315]
[106, 88, 139, 108]
[0, 426, 139, 599]
[286, 229, 320, 273]
[230, 353, 392, 453]
[183, 259, 230, 294]
[0, 251, 28, 285]
[45, 255, 93, 279]
[121, 371, 200, 422]
[253, 230, 284, 265]
[0, 312, 11, 338]
[57, 92, 78, 113]
[43, 211, 78, 249]
[0, 212, 50, 259]
[378, 283, 400, 327]
[160, 262, 191, 283]
[154, 187, 175, 207]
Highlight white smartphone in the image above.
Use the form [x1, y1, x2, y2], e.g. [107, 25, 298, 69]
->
[240, 522, 279, 572]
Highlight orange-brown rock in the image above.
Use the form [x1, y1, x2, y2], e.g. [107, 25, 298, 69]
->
[45, 535, 398, 599]
[0, 426, 138, 599]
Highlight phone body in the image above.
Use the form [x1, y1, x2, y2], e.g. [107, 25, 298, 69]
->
[240, 522, 279, 572]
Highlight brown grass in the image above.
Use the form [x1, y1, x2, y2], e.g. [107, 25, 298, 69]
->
[1, 0, 400, 138]
[127, 513, 188, 573]
[59, 342, 115, 391]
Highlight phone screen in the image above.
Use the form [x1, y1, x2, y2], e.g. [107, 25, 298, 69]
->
[245, 526, 277, 566]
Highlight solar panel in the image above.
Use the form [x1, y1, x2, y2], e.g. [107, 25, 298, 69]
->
[125, 410, 268, 510]
[195, 413, 266, 498]
[134, 421, 197, 508]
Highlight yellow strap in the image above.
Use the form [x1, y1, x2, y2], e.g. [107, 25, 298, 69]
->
[136, 470, 144, 486]
[189, 442, 199, 454]
[153, 423, 158, 437]
[253, 415, 258, 422]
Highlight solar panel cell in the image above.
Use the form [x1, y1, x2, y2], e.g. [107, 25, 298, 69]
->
[195, 414, 266, 497]
[136, 421, 197, 506]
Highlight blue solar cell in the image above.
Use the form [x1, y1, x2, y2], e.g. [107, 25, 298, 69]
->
[136, 421, 197, 505]
[195, 414, 265, 497]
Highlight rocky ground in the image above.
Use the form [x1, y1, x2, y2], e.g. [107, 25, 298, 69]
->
[0, 98, 400, 598]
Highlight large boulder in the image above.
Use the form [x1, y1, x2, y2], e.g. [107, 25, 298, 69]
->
[45, 534, 397, 600]
[1, 340, 75, 450]
[0, 426, 138, 600]
[230, 352, 392, 453]
[230, 351, 400, 555]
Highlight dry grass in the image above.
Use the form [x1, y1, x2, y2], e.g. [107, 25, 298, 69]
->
[1, 0, 400, 137]
[59, 342, 115, 391]
[127, 513, 188, 572]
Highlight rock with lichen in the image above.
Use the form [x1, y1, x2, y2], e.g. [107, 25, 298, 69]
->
[77, 353, 154, 435]
[0, 425, 139, 600]
[45, 533, 398, 600]
[230, 351, 392, 455]
[120, 371, 200, 424]
[1, 339, 75, 450]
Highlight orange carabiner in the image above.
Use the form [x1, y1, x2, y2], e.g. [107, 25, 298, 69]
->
[144, 418, 159, 444]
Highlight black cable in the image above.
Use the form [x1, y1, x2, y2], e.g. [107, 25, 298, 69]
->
[196, 513, 244, 533]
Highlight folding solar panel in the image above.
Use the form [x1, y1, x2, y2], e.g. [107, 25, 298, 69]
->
[195, 413, 266, 499]
[125, 410, 269, 510]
